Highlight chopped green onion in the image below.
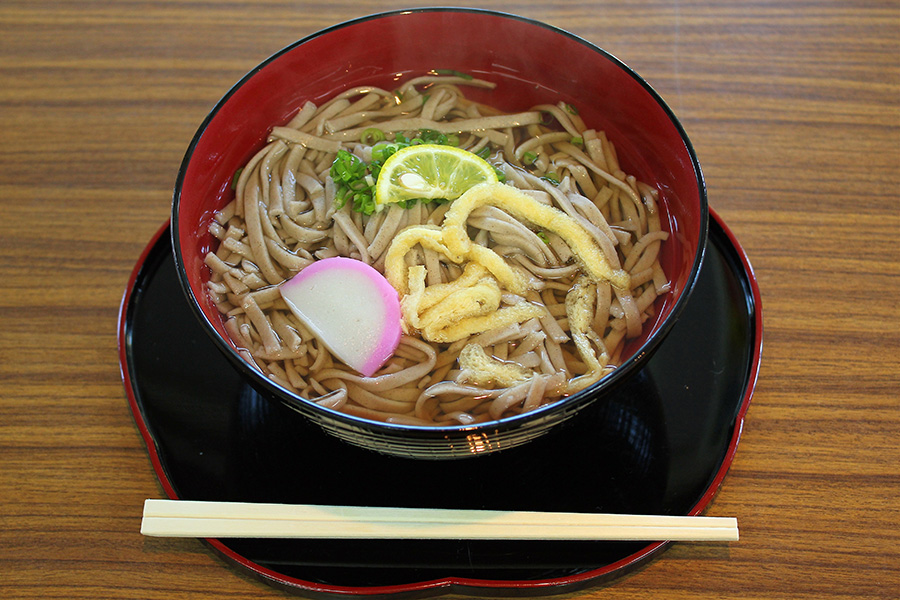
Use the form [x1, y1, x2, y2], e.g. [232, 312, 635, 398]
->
[434, 69, 474, 80]
[565, 103, 579, 115]
[361, 128, 385, 145]
[398, 197, 451, 209]
[536, 231, 551, 244]
[493, 166, 506, 183]
[570, 136, 584, 146]
[353, 191, 377, 215]
[230, 167, 244, 190]
[475, 146, 491, 160]
[418, 129, 446, 145]
[371, 142, 402, 164]
[330, 150, 366, 184]
[522, 151, 537, 165]
[330, 150, 378, 215]
[541, 172, 560, 185]
[331, 132, 491, 216]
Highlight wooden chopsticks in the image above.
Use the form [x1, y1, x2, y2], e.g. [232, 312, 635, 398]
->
[141, 499, 739, 541]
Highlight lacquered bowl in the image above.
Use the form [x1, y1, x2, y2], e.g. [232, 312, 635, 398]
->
[172, 8, 708, 460]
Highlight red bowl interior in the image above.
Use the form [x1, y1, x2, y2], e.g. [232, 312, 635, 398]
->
[174, 9, 706, 384]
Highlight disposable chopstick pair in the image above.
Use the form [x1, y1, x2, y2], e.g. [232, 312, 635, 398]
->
[141, 499, 739, 542]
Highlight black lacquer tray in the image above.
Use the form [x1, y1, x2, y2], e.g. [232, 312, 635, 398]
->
[118, 209, 761, 598]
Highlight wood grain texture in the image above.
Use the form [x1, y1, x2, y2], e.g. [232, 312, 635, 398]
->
[1, 1, 897, 599]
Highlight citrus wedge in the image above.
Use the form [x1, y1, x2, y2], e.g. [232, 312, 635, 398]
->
[375, 144, 499, 207]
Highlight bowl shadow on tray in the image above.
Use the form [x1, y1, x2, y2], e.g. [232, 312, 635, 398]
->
[130, 218, 753, 587]
[208, 375, 670, 585]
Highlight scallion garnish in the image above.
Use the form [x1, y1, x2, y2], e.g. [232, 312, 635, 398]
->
[330, 130, 467, 215]
[434, 69, 474, 80]
[230, 167, 244, 190]
[417, 129, 448, 145]
[371, 141, 400, 164]
[330, 150, 377, 215]
[570, 136, 584, 146]
[541, 172, 560, 185]
[361, 128, 386, 145]
[399, 197, 453, 209]
[522, 151, 537, 165]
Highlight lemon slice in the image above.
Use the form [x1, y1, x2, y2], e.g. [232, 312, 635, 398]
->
[375, 144, 499, 207]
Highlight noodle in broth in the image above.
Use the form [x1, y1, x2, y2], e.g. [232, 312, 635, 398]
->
[203, 74, 670, 427]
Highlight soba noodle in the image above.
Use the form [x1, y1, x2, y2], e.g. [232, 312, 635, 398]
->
[203, 73, 670, 427]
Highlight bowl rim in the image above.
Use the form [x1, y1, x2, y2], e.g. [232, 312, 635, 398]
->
[171, 6, 709, 435]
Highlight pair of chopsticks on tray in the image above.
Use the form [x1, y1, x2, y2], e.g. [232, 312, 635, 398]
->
[141, 499, 738, 542]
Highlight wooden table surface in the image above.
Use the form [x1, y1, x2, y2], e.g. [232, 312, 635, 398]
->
[2, 1, 897, 599]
